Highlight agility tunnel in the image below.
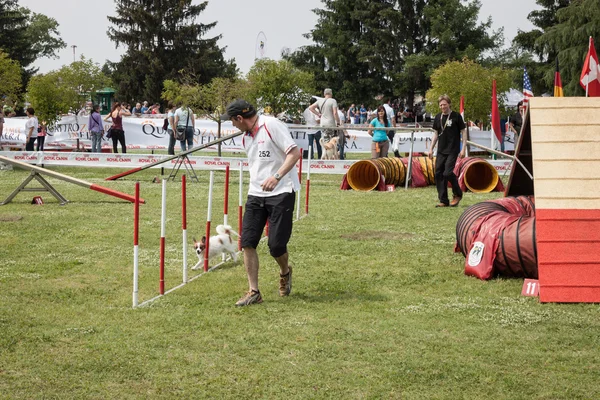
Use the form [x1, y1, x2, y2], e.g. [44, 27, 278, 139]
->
[455, 196, 537, 280]
[344, 156, 502, 192]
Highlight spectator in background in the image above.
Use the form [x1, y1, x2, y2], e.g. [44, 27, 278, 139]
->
[0, 109, 4, 138]
[368, 105, 391, 158]
[359, 104, 367, 124]
[174, 104, 195, 151]
[36, 120, 46, 151]
[151, 103, 160, 114]
[347, 104, 356, 125]
[25, 107, 38, 151]
[166, 102, 176, 155]
[309, 88, 341, 146]
[509, 100, 524, 146]
[303, 97, 322, 159]
[104, 102, 131, 153]
[141, 101, 149, 114]
[383, 98, 398, 157]
[88, 104, 104, 153]
[131, 103, 143, 115]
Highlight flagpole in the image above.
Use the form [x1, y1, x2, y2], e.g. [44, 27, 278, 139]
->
[587, 36, 591, 97]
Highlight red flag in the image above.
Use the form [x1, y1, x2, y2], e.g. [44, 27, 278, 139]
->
[580, 37, 600, 96]
[491, 80, 502, 142]
[459, 95, 465, 118]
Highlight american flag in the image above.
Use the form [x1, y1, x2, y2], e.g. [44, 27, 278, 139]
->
[523, 67, 534, 105]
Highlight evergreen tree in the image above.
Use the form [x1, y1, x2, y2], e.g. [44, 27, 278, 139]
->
[285, 0, 499, 107]
[107, 0, 236, 103]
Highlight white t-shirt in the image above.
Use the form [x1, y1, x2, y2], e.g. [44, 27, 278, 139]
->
[302, 107, 319, 135]
[175, 107, 193, 127]
[243, 115, 300, 197]
[316, 97, 338, 128]
[383, 103, 395, 126]
[25, 116, 39, 138]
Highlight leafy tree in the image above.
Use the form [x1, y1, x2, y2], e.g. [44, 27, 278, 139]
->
[0, 1, 65, 87]
[425, 58, 512, 125]
[536, 0, 600, 95]
[286, 0, 499, 107]
[26, 57, 111, 127]
[107, 0, 236, 104]
[246, 59, 315, 118]
[0, 50, 21, 107]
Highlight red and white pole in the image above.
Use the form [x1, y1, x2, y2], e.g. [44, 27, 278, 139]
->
[203, 171, 215, 272]
[223, 165, 230, 262]
[133, 182, 140, 308]
[182, 174, 188, 284]
[238, 162, 243, 251]
[159, 179, 166, 295]
[305, 146, 311, 214]
[296, 147, 303, 220]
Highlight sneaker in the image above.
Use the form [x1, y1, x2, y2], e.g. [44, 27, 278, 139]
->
[435, 202, 449, 208]
[235, 290, 263, 306]
[450, 195, 462, 207]
[279, 266, 293, 297]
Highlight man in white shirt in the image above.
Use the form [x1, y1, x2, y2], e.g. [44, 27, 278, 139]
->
[309, 88, 340, 144]
[221, 100, 301, 306]
[383, 98, 398, 156]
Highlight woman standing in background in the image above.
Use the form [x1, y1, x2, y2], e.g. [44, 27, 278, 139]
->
[88, 105, 104, 153]
[104, 102, 131, 153]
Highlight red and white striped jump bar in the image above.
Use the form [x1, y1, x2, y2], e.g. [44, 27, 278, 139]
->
[0, 155, 145, 204]
[105, 130, 246, 181]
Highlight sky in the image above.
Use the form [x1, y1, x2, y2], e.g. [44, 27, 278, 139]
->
[21, 0, 541, 75]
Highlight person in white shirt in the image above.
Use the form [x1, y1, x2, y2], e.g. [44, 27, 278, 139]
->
[303, 98, 322, 159]
[173, 105, 196, 151]
[24, 107, 39, 151]
[221, 100, 301, 307]
[383, 98, 399, 157]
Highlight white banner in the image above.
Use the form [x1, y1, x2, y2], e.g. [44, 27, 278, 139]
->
[0, 151, 512, 175]
[1, 115, 516, 153]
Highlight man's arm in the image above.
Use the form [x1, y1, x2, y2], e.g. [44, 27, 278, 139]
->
[308, 103, 320, 118]
[428, 131, 438, 159]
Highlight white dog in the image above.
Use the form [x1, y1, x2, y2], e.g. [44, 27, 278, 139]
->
[192, 225, 239, 269]
[320, 136, 339, 160]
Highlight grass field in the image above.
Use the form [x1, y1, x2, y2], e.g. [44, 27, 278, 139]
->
[1, 161, 599, 399]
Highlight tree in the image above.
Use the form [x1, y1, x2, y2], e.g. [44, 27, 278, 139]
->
[246, 59, 315, 118]
[425, 58, 512, 125]
[26, 57, 112, 127]
[0, 50, 21, 107]
[536, 0, 600, 95]
[286, 0, 500, 107]
[107, 0, 237, 104]
[0, 1, 66, 88]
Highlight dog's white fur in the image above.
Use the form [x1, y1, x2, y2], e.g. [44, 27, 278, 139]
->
[192, 224, 239, 270]
[320, 136, 339, 160]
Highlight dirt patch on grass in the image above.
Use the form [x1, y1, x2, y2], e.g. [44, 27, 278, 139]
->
[340, 231, 414, 240]
[0, 215, 23, 222]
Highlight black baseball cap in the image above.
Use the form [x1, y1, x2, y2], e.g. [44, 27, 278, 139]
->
[220, 99, 256, 120]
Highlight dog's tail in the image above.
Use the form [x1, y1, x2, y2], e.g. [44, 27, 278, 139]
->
[216, 224, 240, 237]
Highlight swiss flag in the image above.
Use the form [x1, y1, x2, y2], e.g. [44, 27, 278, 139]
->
[580, 37, 600, 96]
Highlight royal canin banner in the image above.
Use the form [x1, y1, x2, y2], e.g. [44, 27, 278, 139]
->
[1, 115, 515, 153]
[0, 151, 512, 175]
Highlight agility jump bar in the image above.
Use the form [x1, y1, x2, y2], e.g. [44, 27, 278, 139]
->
[105, 130, 246, 181]
[0, 155, 144, 204]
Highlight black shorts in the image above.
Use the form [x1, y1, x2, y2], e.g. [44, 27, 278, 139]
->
[241, 191, 295, 256]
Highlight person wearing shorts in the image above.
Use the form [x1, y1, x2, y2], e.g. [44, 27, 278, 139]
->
[221, 99, 301, 306]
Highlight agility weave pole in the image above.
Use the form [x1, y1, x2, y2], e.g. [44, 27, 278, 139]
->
[0, 155, 144, 204]
[105, 130, 246, 181]
[132, 160, 312, 308]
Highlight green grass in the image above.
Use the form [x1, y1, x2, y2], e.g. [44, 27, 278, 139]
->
[0, 163, 599, 399]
